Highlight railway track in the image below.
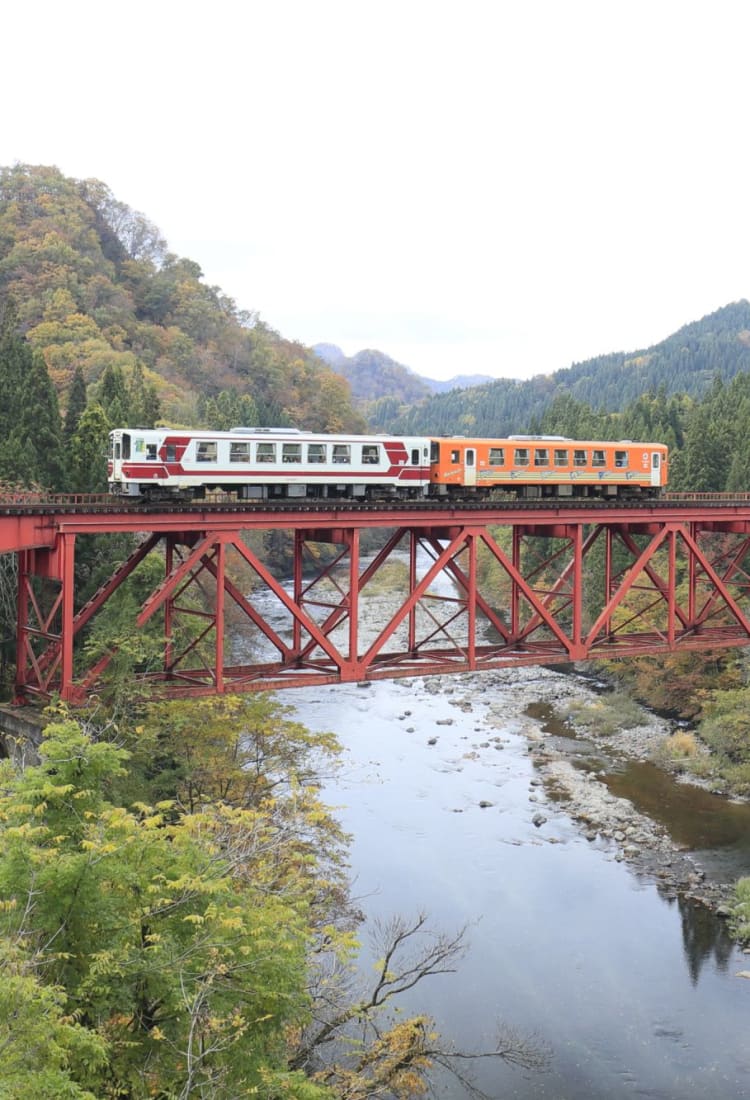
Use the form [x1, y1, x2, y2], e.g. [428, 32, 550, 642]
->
[0, 492, 748, 517]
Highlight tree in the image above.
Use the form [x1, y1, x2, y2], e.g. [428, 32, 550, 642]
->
[0, 717, 331, 1098]
[63, 367, 88, 442]
[68, 403, 110, 492]
[0, 310, 64, 489]
[17, 352, 65, 489]
[291, 912, 550, 1099]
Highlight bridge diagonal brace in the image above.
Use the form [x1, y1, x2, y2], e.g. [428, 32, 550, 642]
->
[136, 534, 219, 627]
[585, 525, 673, 647]
[296, 527, 408, 664]
[421, 532, 512, 643]
[477, 529, 577, 655]
[508, 525, 602, 646]
[228, 535, 349, 670]
[680, 527, 750, 635]
[200, 552, 294, 660]
[612, 527, 692, 629]
[361, 531, 470, 666]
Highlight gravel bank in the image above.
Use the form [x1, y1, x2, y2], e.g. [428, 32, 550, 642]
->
[425, 666, 739, 917]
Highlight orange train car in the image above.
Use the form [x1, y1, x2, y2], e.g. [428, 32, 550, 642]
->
[429, 435, 668, 499]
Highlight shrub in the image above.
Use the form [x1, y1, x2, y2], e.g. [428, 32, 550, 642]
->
[730, 878, 750, 943]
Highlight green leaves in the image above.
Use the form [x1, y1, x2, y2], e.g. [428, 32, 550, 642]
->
[0, 715, 330, 1097]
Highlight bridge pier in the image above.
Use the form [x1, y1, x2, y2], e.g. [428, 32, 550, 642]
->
[0, 704, 47, 766]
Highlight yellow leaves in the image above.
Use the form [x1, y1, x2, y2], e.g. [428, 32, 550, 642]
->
[218, 915, 245, 932]
[181, 914, 205, 926]
[6, 823, 47, 841]
[150, 1026, 166, 1041]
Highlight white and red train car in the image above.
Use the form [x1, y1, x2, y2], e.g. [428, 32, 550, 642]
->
[108, 427, 432, 500]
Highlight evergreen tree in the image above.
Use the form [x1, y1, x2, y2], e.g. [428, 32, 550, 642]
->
[21, 354, 64, 489]
[96, 364, 128, 421]
[0, 302, 26, 447]
[68, 403, 110, 492]
[63, 366, 87, 442]
[0, 313, 63, 489]
[127, 362, 161, 427]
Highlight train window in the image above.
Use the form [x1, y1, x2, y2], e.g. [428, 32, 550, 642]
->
[652, 453, 660, 468]
[430, 442, 440, 462]
[450, 449, 460, 463]
[514, 448, 529, 467]
[554, 449, 569, 466]
[256, 443, 276, 463]
[114, 441, 121, 460]
[534, 448, 549, 467]
[307, 443, 326, 463]
[146, 444, 157, 461]
[411, 448, 420, 465]
[122, 434, 131, 459]
[573, 450, 587, 466]
[615, 450, 628, 468]
[489, 447, 504, 465]
[363, 445, 380, 464]
[592, 450, 606, 467]
[282, 443, 302, 463]
[332, 445, 351, 464]
[196, 441, 217, 463]
[230, 442, 250, 462]
[166, 444, 176, 462]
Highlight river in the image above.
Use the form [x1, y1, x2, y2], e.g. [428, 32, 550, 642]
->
[276, 672, 750, 1099]
[237, 550, 750, 1097]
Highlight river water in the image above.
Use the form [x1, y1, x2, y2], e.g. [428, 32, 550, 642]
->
[277, 673, 750, 1099]
[237, 550, 750, 1098]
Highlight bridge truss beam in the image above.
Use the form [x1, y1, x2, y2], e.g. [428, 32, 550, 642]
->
[12, 510, 750, 703]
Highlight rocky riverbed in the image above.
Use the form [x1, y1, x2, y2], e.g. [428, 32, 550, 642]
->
[416, 666, 741, 918]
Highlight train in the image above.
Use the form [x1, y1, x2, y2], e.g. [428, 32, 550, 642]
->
[108, 427, 669, 502]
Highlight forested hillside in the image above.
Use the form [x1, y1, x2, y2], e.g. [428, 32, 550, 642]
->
[0, 164, 366, 434]
[386, 301, 750, 436]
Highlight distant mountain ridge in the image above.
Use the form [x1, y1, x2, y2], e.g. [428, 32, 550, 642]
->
[313, 344, 493, 403]
[360, 301, 750, 436]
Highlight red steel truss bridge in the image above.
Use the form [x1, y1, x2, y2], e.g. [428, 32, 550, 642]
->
[4, 493, 750, 704]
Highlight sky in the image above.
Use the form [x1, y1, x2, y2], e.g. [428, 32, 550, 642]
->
[3, 0, 750, 382]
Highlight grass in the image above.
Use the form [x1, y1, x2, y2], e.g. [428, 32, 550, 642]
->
[560, 691, 645, 736]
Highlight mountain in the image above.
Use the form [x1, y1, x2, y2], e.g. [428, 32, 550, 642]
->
[312, 343, 493, 425]
[0, 164, 367, 433]
[383, 301, 750, 436]
[428, 373, 495, 393]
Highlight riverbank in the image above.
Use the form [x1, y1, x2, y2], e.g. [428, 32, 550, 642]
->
[415, 666, 742, 918]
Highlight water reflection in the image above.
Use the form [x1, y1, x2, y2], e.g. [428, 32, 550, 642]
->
[671, 894, 736, 984]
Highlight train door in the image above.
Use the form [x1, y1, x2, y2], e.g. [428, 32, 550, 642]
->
[651, 451, 662, 486]
[464, 447, 477, 487]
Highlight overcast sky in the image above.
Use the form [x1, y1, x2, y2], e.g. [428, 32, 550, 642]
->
[3, 1, 749, 381]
